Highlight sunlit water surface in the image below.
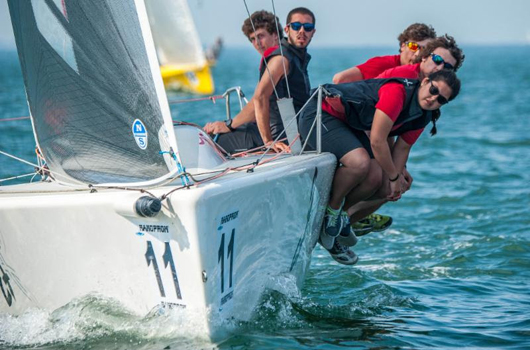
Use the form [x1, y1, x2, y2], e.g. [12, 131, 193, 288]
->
[0, 46, 529, 349]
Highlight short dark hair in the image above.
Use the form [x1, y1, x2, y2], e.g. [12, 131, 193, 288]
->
[286, 7, 315, 26]
[241, 10, 284, 40]
[418, 34, 465, 72]
[397, 23, 436, 47]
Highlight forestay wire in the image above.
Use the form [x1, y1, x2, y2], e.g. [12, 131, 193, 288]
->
[270, 0, 291, 98]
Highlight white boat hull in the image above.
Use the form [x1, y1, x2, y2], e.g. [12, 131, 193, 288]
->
[0, 153, 335, 337]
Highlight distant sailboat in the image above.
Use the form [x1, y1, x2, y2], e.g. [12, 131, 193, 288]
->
[145, 0, 215, 94]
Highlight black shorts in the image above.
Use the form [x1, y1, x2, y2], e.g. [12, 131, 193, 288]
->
[215, 123, 287, 154]
[215, 123, 264, 154]
[298, 101, 373, 161]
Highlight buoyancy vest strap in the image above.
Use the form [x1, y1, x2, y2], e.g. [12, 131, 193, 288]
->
[277, 98, 301, 153]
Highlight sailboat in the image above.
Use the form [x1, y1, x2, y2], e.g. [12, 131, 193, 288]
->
[0, 0, 335, 339]
[145, 0, 216, 94]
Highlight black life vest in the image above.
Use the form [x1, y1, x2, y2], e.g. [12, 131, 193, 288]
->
[259, 38, 311, 138]
[321, 78, 432, 137]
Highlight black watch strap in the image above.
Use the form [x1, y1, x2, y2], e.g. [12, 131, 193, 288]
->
[389, 173, 400, 182]
[225, 119, 235, 132]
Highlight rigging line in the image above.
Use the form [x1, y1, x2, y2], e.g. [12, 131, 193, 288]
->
[242, 0, 280, 100]
[87, 184, 158, 198]
[0, 116, 30, 122]
[0, 149, 41, 169]
[231, 137, 288, 158]
[254, 87, 321, 165]
[298, 86, 328, 155]
[0, 173, 35, 184]
[271, 0, 291, 99]
[168, 95, 223, 105]
[0, 149, 83, 185]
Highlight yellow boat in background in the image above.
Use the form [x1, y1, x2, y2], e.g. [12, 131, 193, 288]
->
[145, 0, 216, 95]
[160, 63, 214, 95]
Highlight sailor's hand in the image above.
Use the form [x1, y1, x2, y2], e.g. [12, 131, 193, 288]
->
[203, 121, 229, 135]
[387, 175, 404, 201]
[402, 167, 413, 193]
[265, 141, 291, 154]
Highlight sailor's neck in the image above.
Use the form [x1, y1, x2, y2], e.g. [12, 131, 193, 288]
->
[282, 38, 307, 56]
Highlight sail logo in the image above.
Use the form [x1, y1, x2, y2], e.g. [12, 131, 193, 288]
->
[132, 119, 148, 150]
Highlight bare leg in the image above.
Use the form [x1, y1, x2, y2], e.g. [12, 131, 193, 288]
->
[343, 159, 383, 210]
[347, 199, 386, 223]
[328, 148, 371, 209]
[346, 173, 391, 222]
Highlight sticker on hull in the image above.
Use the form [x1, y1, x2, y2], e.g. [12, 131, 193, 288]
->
[144, 240, 184, 307]
[217, 209, 239, 312]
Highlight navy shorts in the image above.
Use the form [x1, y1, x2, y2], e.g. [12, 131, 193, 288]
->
[215, 123, 264, 153]
[298, 101, 373, 161]
[215, 122, 288, 154]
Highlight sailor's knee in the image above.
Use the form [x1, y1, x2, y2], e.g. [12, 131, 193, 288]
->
[340, 151, 371, 175]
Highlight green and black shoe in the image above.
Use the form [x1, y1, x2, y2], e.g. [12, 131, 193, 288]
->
[351, 213, 392, 237]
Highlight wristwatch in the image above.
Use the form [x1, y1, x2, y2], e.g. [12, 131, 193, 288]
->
[224, 119, 235, 132]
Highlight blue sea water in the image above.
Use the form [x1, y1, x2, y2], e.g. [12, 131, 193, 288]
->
[1, 45, 530, 349]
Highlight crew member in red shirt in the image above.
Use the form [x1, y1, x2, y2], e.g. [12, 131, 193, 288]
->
[332, 23, 437, 84]
[345, 35, 466, 227]
[298, 70, 462, 265]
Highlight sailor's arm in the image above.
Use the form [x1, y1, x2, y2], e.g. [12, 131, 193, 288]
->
[391, 137, 411, 173]
[332, 66, 363, 84]
[370, 109, 406, 201]
[392, 137, 413, 192]
[203, 99, 257, 135]
[254, 55, 291, 153]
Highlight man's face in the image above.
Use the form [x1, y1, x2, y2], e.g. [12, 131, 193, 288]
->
[420, 47, 457, 79]
[284, 13, 315, 49]
[249, 28, 279, 55]
[399, 38, 432, 65]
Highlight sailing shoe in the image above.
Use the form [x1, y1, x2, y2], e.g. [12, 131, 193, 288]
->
[320, 206, 345, 250]
[351, 213, 393, 237]
[327, 240, 359, 265]
[350, 219, 375, 237]
[367, 213, 393, 232]
[337, 212, 358, 247]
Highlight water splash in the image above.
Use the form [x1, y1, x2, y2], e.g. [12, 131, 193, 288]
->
[0, 293, 215, 349]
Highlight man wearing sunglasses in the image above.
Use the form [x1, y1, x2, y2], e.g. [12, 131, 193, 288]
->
[204, 7, 316, 154]
[329, 23, 436, 237]
[333, 23, 436, 84]
[341, 34, 465, 242]
[377, 35, 464, 81]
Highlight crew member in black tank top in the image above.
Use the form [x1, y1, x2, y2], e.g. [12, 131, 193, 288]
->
[204, 7, 316, 154]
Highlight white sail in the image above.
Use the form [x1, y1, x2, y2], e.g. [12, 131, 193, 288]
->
[9, 0, 179, 185]
[145, 0, 207, 69]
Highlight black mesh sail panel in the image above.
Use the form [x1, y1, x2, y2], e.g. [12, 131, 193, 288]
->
[8, 0, 175, 184]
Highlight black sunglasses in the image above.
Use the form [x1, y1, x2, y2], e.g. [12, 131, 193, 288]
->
[288, 22, 315, 32]
[430, 53, 454, 70]
[429, 81, 449, 105]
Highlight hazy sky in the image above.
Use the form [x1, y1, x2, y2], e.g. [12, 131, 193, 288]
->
[1, 0, 530, 48]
